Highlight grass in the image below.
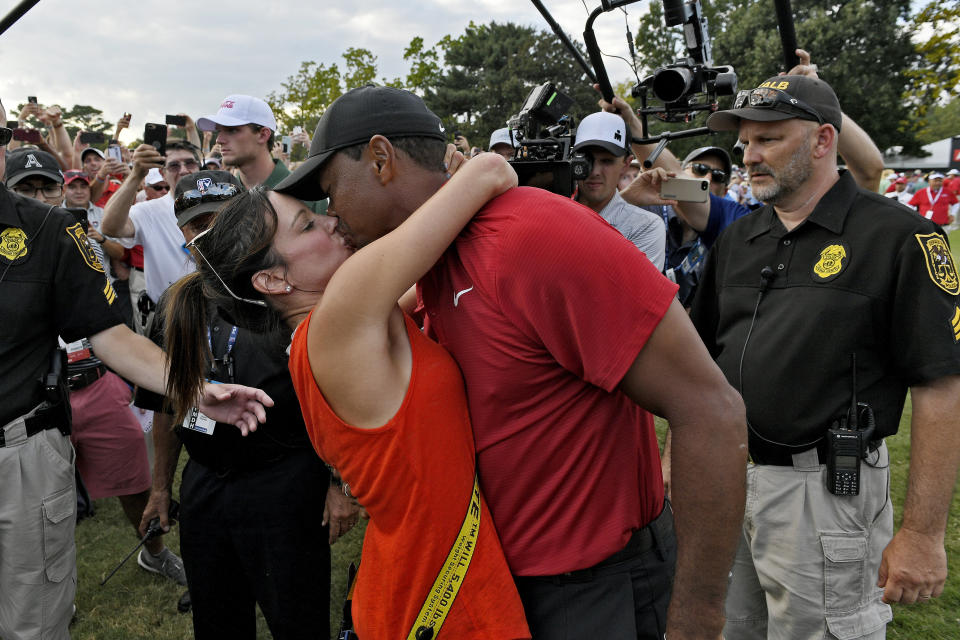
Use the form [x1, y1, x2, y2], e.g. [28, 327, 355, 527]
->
[70, 228, 960, 638]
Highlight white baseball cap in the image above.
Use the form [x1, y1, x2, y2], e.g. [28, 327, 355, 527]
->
[197, 94, 277, 132]
[144, 167, 165, 186]
[573, 111, 629, 157]
[488, 127, 517, 150]
[947, 169, 959, 176]
[929, 172, 945, 180]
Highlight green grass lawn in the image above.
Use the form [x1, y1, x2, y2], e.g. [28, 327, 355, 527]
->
[69, 228, 960, 638]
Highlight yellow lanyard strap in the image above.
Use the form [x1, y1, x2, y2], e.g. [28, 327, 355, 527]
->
[407, 474, 482, 640]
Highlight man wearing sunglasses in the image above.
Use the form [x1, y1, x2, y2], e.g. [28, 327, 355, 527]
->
[685, 70, 960, 639]
[101, 139, 202, 334]
[0, 100, 272, 640]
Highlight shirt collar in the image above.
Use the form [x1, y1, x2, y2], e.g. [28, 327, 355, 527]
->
[743, 170, 856, 242]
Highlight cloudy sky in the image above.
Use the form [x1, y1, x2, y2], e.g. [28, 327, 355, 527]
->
[0, 0, 646, 144]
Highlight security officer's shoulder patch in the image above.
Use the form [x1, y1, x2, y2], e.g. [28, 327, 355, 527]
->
[915, 232, 959, 295]
[0, 227, 28, 263]
[812, 242, 849, 282]
[950, 305, 960, 342]
[65, 222, 104, 273]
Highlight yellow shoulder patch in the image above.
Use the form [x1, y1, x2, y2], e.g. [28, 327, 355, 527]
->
[0, 227, 28, 262]
[951, 306, 960, 342]
[65, 223, 104, 273]
[915, 233, 959, 295]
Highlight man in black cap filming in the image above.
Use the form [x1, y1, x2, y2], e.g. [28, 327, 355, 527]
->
[690, 73, 960, 639]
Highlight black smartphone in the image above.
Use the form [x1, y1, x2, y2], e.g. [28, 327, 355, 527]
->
[144, 123, 167, 156]
[6, 120, 18, 129]
[79, 131, 106, 145]
[13, 128, 43, 144]
[165, 114, 187, 127]
[27, 96, 37, 104]
[65, 208, 89, 231]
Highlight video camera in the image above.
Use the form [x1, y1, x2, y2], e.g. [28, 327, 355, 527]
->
[632, 0, 737, 123]
[505, 82, 591, 197]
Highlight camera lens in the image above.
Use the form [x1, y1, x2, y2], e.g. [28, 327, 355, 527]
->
[701, 182, 708, 190]
[652, 67, 694, 104]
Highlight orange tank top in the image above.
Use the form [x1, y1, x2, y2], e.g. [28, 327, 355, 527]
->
[288, 312, 530, 640]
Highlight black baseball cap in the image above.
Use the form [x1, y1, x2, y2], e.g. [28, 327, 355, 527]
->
[706, 75, 842, 134]
[274, 85, 448, 201]
[174, 170, 243, 227]
[5, 149, 64, 187]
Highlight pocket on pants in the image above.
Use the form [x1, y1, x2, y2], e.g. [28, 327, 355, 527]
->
[42, 486, 76, 583]
[821, 534, 891, 639]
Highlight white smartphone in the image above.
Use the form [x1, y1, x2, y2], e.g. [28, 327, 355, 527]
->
[660, 176, 709, 203]
[106, 145, 123, 163]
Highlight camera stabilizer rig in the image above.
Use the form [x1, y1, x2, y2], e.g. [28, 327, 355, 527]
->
[524, 0, 738, 174]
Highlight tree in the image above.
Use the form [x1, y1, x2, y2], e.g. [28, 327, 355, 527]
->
[402, 36, 443, 96]
[343, 47, 378, 90]
[916, 98, 960, 145]
[906, 0, 960, 124]
[426, 21, 597, 150]
[267, 60, 343, 135]
[633, 0, 922, 157]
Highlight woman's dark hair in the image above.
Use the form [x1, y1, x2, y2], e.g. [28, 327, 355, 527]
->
[164, 187, 284, 419]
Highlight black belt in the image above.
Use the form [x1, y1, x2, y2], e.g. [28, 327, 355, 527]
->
[0, 404, 71, 447]
[68, 365, 107, 391]
[750, 438, 881, 466]
[520, 500, 674, 585]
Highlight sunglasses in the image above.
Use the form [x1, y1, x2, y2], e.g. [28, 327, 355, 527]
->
[733, 87, 823, 125]
[147, 183, 170, 192]
[0, 126, 11, 146]
[187, 226, 268, 308]
[12, 183, 63, 198]
[687, 163, 728, 184]
[164, 159, 200, 173]
[173, 183, 241, 215]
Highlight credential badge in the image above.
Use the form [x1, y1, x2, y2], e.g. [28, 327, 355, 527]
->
[812, 242, 849, 282]
[0, 227, 27, 262]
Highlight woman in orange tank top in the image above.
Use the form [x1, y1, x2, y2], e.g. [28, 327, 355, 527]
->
[161, 146, 529, 640]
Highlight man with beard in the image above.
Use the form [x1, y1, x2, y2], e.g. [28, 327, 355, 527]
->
[688, 74, 960, 639]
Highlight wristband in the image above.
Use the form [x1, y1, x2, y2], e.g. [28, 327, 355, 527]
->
[95, 175, 106, 184]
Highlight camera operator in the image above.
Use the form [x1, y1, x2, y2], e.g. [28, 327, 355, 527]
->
[688, 67, 960, 639]
[573, 111, 666, 269]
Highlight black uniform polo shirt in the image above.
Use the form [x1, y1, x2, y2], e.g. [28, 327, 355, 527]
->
[138, 297, 315, 474]
[0, 185, 122, 426]
[690, 171, 960, 449]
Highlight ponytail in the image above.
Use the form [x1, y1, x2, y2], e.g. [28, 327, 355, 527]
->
[164, 271, 211, 422]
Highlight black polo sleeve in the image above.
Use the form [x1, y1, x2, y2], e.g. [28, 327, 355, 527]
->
[889, 228, 960, 385]
[52, 211, 124, 342]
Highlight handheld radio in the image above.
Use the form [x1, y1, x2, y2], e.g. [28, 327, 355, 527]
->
[826, 354, 875, 496]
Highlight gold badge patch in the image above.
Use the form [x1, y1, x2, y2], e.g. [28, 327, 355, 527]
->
[0, 227, 28, 262]
[916, 233, 959, 295]
[813, 243, 848, 281]
[65, 223, 104, 273]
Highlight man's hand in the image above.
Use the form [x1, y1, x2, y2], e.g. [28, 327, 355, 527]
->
[197, 382, 273, 436]
[783, 49, 818, 79]
[116, 113, 131, 131]
[100, 158, 129, 180]
[878, 527, 947, 604]
[17, 102, 39, 123]
[292, 130, 311, 147]
[86, 225, 106, 244]
[620, 167, 679, 207]
[323, 484, 364, 545]
[131, 143, 164, 179]
[37, 105, 63, 128]
[139, 487, 173, 537]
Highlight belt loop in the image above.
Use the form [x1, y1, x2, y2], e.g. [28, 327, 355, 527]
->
[791, 447, 821, 471]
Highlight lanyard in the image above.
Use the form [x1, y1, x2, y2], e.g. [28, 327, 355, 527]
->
[927, 187, 944, 207]
[207, 325, 238, 382]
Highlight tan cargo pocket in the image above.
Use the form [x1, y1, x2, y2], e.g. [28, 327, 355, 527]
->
[822, 534, 891, 639]
[42, 486, 76, 583]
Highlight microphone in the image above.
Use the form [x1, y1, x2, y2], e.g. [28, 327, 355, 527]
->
[759, 266, 775, 293]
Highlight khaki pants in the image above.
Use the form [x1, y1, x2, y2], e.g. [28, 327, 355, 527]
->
[0, 408, 77, 640]
[724, 443, 893, 640]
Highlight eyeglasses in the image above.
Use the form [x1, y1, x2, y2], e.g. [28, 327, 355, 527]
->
[12, 183, 63, 198]
[164, 159, 200, 173]
[174, 182, 241, 215]
[147, 183, 170, 192]
[187, 227, 268, 308]
[687, 163, 728, 184]
[733, 87, 823, 124]
[0, 127, 11, 146]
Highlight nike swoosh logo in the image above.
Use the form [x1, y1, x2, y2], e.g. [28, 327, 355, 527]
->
[453, 286, 474, 307]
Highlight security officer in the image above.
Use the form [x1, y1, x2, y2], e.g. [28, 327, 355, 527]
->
[689, 72, 960, 639]
[0, 99, 270, 640]
[137, 171, 360, 640]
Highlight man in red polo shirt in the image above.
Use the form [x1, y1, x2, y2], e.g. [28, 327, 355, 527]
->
[909, 172, 958, 226]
